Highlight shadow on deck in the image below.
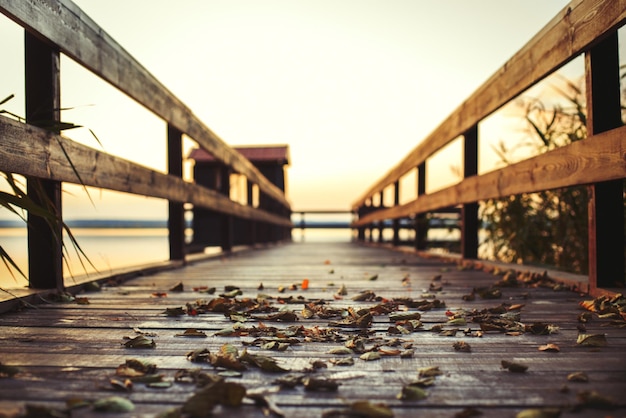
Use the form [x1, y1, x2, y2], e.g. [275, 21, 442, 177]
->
[0, 241, 624, 417]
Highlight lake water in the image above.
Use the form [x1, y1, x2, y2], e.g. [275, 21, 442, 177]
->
[0, 228, 354, 289]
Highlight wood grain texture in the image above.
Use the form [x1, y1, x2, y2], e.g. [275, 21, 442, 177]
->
[352, 126, 626, 226]
[0, 242, 624, 417]
[0, 115, 291, 227]
[0, 0, 289, 209]
[352, 0, 626, 208]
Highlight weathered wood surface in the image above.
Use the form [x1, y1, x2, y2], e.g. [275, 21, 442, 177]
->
[0, 0, 288, 209]
[0, 242, 624, 417]
[0, 115, 290, 227]
[353, 126, 626, 226]
[352, 0, 626, 208]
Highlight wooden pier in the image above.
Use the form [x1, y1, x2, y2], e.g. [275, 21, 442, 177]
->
[0, 1, 625, 417]
[0, 241, 625, 417]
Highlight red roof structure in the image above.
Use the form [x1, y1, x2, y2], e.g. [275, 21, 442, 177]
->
[188, 145, 289, 165]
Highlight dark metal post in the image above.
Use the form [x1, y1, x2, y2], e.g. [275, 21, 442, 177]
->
[167, 125, 185, 261]
[461, 125, 479, 259]
[25, 32, 63, 290]
[585, 32, 624, 290]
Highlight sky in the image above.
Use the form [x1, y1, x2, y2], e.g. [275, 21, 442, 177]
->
[0, 0, 574, 220]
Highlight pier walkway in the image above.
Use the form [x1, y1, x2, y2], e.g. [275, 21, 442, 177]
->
[0, 241, 624, 417]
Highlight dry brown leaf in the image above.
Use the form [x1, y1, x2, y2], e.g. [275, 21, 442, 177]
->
[501, 360, 528, 373]
[538, 343, 560, 352]
[576, 333, 607, 347]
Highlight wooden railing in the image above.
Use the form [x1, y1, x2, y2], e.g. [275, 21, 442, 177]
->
[351, 0, 626, 296]
[0, 0, 292, 290]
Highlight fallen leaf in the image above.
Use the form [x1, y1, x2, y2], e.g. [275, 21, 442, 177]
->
[576, 390, 616, 409]
[360, 351, 381, 361]
[378, 348, 401, 356]
[454, 407, 483, 418]
[418, 366, 442, 377]
[538, 343, 560, 352]
[75, 297, 90, 305]
[163, 307, 185, 317]
[453, 341, 471, 352]
[169, 282, 184, 292]
[327, 347, 354, 355]
[123, 335, 155, 349]
[397, 384, 428, 401]
[516, 407, 562, 418]
[93, 396, 135, 413]
[350, 401, 394, 418]
[240, 349, 288, 372]
[175, 328, 207, 338]
[147, 381, 172, 389]
[337, 284, 348, 296]
[110, 378, 133, 392]
[303, 377, 339, 391]
[116, 358, 157, 377]
[567, 372, 589, 382]
[330, 357, 355, 366]
[389, 312, 421, 322]
[576, 333, 607, 347]
[501, 360, 528, 373]
[182, 379, 246, 415]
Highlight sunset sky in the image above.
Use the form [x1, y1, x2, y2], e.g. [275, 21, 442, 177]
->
[0, 0, 573, 220]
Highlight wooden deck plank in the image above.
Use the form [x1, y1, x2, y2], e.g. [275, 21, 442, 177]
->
[0, 242, 624, 417]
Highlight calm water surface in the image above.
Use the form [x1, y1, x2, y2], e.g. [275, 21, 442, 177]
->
[0, 228, 353, 289]
[0, 228, 170, 288]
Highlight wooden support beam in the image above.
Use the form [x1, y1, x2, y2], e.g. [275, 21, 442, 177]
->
[24, 32, 63, 290]
[461, 125, 478, 259]
[167, 125, 185, 261]
[415, 162, 427, 250]
[585, 32, 624, 291]
[219, 165, 233, 252]
[392, 180, 400, 246]
[377, 191, 384, 243]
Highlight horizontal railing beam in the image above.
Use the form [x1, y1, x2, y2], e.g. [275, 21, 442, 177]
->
[353, 125, 626, 226]
[352, 0, 626, 209]
[0, 0, 289, 210]
[0, 115, 292, 227]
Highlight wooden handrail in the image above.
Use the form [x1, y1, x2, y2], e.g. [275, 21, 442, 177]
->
[352, 126, 626, 226]
[351, 0, 626, 296]
[352, 0, 626, 210]
[0, 115, 291, 227]
[0, 0, 288, 209]
[0, 0, 293, 289]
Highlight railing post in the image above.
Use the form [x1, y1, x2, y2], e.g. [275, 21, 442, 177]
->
[461, 125, 479, 259]
[357, 207, 366, 241]
[167, 125, 185, 261]
[585, 32, 624, 291]
[415, 162, 427, 250]
[377, 191, 384, 243]
[219, 166, 233, 251]
[392, 180, 400, 246]
[25, 32, 63, 290]
[247, 180, 257, 245]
